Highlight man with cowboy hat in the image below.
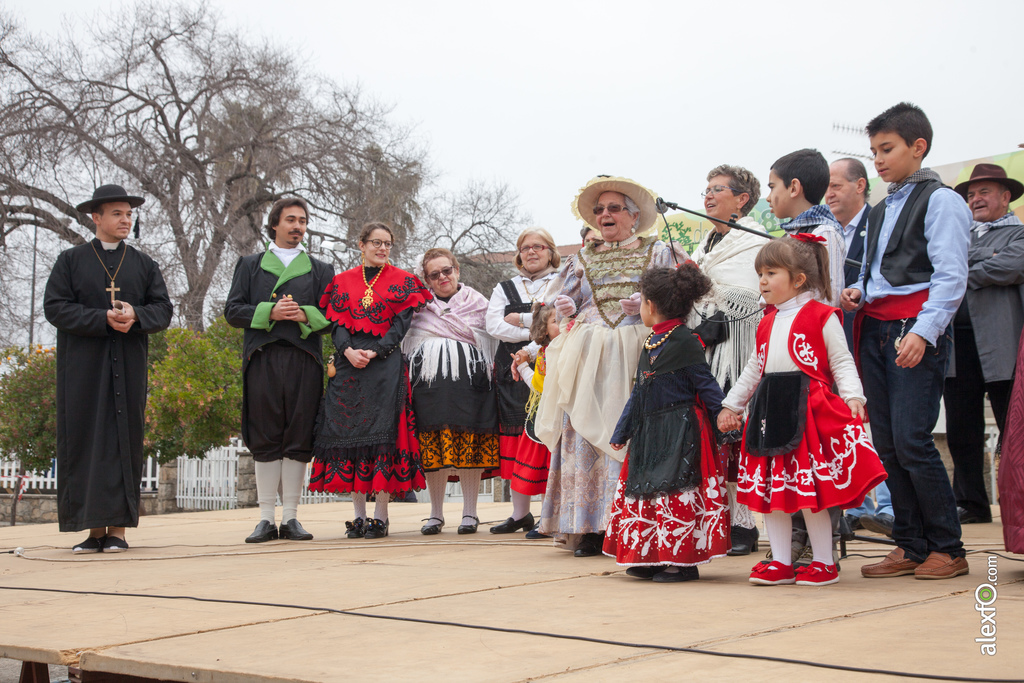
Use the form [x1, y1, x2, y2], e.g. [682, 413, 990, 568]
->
[944, 163, 1024, 525]
[44, 184, 173, 553]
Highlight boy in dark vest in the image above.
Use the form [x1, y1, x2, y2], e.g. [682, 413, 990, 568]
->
[841, 102, 973, 580]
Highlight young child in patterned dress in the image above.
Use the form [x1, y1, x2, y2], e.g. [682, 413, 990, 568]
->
[718, 235, 887, 586]
[604, 263, 731, 583]
[502, 303, 559, 537]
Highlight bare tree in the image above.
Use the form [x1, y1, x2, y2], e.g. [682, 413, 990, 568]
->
[407, 180, 530, 295]
[0, 3, 424, 330]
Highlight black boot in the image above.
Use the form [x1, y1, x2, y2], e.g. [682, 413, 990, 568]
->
[726, 525, 759, 556]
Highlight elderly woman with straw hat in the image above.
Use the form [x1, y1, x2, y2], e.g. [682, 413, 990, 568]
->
[535, 176, 690, 557]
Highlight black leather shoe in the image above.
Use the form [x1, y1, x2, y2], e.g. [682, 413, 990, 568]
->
[652, 566, 699, 583]
[420, 517, 444, 535]
[845, 514, 863, 531]
[245, 520, 279, 543]
[957, 506, 992, 525]
[860, 512, 895, 537]
[726, 525, 759, 556]
[573, 533, 603, 557]
[72, 535, 105, 554]
[345, 518, 366, 539]
[279, 519, 313, 541]
[363, 518, 389, 539]
[458, 515, 479, 535]
[625, 566, 664, 579]
[489, 512, 534, 534]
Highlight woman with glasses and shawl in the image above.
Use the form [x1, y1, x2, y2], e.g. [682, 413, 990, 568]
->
[404, 248, 500, 536]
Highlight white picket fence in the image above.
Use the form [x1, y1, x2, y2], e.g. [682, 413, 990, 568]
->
[0, 455, 160, 496]
[0, 441, 340, 510]
[174, 439, 344, 510]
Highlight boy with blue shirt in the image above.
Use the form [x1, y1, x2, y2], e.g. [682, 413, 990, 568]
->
[841, 102, 973, 580]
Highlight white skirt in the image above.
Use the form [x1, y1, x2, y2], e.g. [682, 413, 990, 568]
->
[535, 320, 648, 462]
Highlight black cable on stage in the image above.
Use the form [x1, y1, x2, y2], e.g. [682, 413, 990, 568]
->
[0, 585, 1018, 682]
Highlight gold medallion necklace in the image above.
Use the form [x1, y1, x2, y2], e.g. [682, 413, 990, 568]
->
[361, 260, 387, 308]
[90, 240, 128, 306]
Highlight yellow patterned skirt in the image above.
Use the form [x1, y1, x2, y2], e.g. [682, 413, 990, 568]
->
[419, 428, 500, 471]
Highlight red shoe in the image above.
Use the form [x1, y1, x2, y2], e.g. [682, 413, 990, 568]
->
[749, 560, 795, 585]
[795, 561, 839, 586]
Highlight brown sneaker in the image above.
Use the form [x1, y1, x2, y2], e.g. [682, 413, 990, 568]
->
[861, 547, 921, 578]
[914, 552, 969, 580]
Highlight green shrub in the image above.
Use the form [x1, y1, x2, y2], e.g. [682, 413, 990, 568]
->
[0, 346, 58, 474]
[145, 319, 243, 463]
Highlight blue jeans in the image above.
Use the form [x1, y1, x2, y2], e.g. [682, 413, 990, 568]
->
[847, 480, 893, 518]
[859, 316, 964, 562]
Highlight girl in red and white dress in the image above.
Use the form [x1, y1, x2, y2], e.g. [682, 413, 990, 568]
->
[718, 235, 886, 586]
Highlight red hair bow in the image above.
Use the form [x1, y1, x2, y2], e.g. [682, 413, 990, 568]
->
[791, 233, 826, 244]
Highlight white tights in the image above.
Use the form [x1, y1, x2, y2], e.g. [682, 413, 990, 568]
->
[764, 509, 834, 566]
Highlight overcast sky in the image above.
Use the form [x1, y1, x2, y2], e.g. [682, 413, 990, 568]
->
[13, 0, 1024, 245]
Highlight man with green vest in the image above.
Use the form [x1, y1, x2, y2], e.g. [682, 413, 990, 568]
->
[225, 197, 335, 543]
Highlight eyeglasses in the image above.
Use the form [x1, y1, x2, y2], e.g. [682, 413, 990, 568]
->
[592, 203, 629, 216]
[519, 244, 549, 254]
[366, 239, 393, 249]
[701, 185, 740, 198]
[426, 266, 455, 281]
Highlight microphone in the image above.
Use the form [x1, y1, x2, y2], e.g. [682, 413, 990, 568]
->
[730, 213, 739, 222]
[655, 198, 669, 215]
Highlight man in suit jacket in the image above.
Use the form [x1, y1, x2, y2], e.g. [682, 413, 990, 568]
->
[825, 157, 894, 536]
[826, 157, 870, 344]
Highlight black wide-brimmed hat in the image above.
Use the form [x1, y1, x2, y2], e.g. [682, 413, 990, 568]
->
[954, 163, 1024, 202]
[75, 184, 145, 214]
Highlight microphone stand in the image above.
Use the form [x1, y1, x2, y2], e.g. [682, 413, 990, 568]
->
[656, 197, 862, 270]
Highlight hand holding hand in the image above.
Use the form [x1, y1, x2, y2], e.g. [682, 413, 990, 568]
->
[619, 291, 642, 316]
[717, 408, 742, 433]
[344, 347, 373, 369]
[106, 308, 134, 333]
[554, 295, 576, 318]
[270, 295, 303, 321]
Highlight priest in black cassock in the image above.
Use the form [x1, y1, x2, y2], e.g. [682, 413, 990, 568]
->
[224, 197, 335, 543]
[43, 185, 173, 553]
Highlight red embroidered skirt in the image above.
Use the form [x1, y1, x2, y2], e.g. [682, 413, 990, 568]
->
[603, 408, 731, 566]
[736, 381, 886, 513]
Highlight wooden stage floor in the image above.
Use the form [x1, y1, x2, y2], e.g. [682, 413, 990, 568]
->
[1, 502, 1021, 682]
